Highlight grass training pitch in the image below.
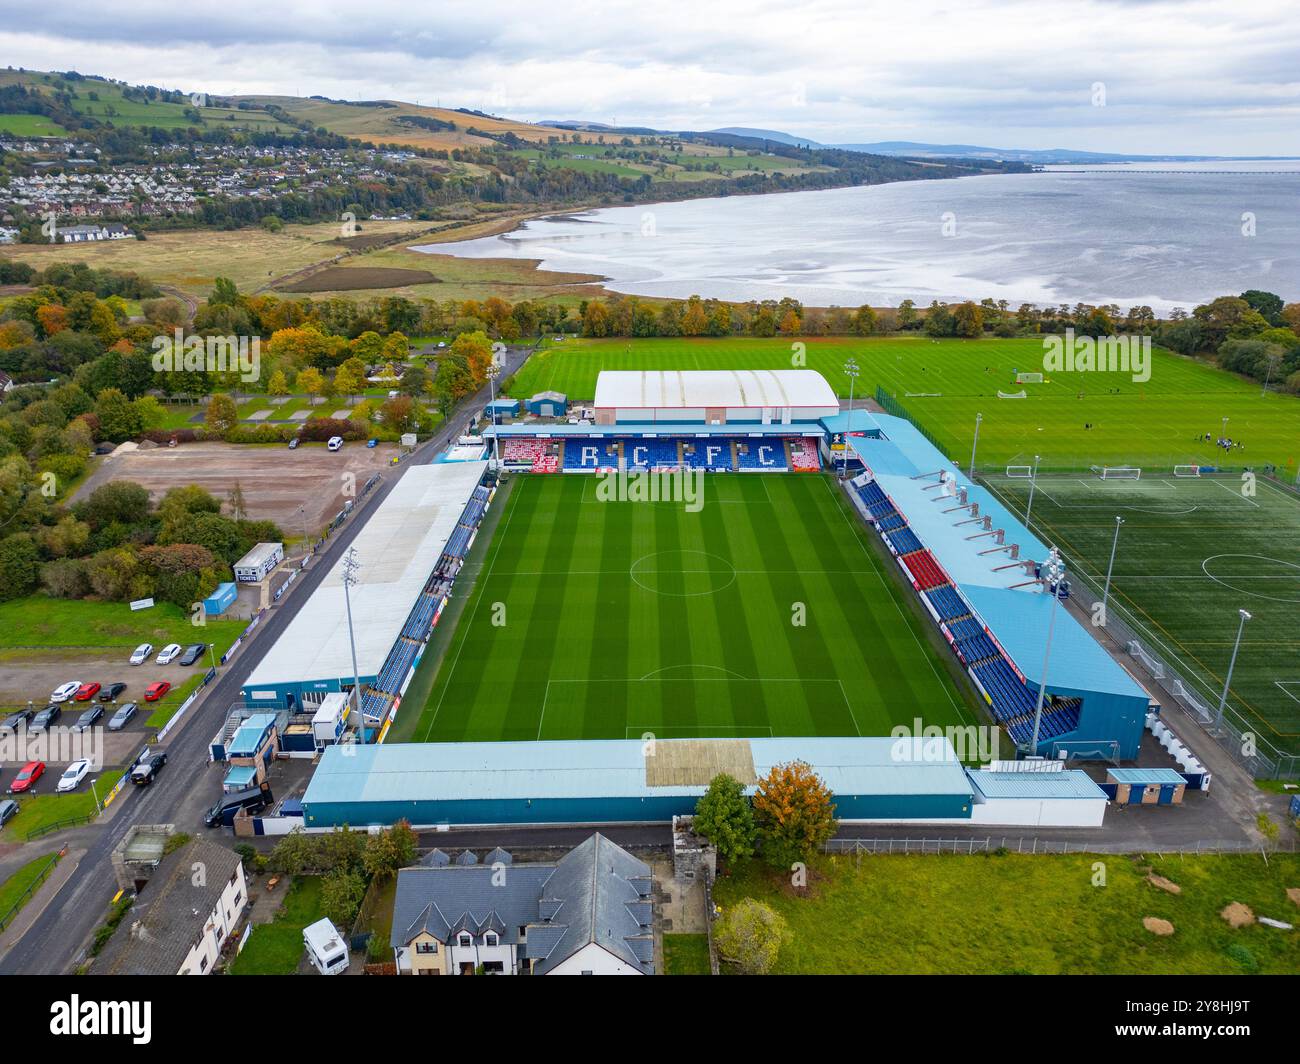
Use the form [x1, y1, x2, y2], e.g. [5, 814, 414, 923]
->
[407, 474, 976, 744]
[982, 472, 1300, 759]
[506, 335, 1300, 474]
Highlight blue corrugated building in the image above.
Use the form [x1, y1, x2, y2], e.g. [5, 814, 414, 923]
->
[302, 737, 977, 828]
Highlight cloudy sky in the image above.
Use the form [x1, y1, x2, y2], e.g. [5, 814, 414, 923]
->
[3, 0, 1297, 153]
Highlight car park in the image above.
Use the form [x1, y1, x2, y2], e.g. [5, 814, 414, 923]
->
[0, 709, 34, 732]
[156, 643, 182, 665]
[30, 704, 61, 732]
[144, 682, 170, 702]
[73, 681, 101, 701]
[50, 681, 81, 703]
[56, 759, 92, 793]
[327, 436, 344, 452]
[7, 761, 44, 794]
[98, 682, 127, 701]
[73, 705, 104, 731]
[178, 643, 207, 666]
[0, 800, 17, 827]
[130, 752, 167, 786]
[129, 644, 154, 665]
[107, 702, 139, 731]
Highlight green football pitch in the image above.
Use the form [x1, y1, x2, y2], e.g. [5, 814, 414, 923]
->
[505, 335, 1300, 475]
[407, 473, 977, 744]
[981, 472, 1300, 760]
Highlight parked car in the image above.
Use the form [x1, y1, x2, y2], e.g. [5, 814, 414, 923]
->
[73, 681, 101, 702]
[178, 643, 207, 666]
[0, 708, 34, 732]
[129, 643, 154, 665]
[50, 681, 81, 703]
[98, 682, 127, 702]
[327, 436, 344, 452]
[203, 784, 272, 828]
[288, 436, 300, 449]
[130, 752, 167, 786]
[107, 702, 139, 731]
[0, 800, 18, 827]
[7, 761, 44, 794]
[57, 759, 92, 793]
[143, 682, 171, 702]
[30, 704, 61, 733]
[73, 705, 104, 732]
[156, 643, 182, 665]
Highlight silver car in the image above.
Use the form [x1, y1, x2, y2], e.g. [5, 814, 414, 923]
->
[107, 702, 139, 731]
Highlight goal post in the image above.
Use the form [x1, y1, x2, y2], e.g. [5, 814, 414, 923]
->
[1014, 371, 1044, 384]
[1005, 465, 1034, 479]
[1092, 465, 1141, 480]
[1173, 464, 1201, 477]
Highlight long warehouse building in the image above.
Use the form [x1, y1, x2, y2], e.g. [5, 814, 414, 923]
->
[242, 461, 487, 710]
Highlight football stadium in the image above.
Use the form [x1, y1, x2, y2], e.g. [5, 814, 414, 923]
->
[242, 364, 1237, 832]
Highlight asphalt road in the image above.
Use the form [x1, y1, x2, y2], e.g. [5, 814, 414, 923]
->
[0, 344, 533, 975]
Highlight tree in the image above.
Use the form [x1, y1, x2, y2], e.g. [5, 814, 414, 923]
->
[94, 388, 144, 442]
[228, 481, 248, 521]
[205, 393, 238, 435]
[298, 366, 325, 406]
[0, 533, 41, 600]
[333, 357, 366, 401]
[76, 480, 150, 530]
[267, 369, 289, 397]
[321, 867, 366, 929]
[693, 773, 756, 867]
[713, 898, 791, 974]
[850, 305, 878, 336]
[362, 820, 418, 880]
[752, 760, 837, 869]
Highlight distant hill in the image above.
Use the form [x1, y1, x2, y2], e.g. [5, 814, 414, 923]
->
[708, 126, 822, 147]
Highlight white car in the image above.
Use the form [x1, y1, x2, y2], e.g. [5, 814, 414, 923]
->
[56, 759, 92, 793]
[129, 643, 154, 666]
[156, 643, 182, 665]
[50, 681, 81, 703]
[327, 436, 344, 452]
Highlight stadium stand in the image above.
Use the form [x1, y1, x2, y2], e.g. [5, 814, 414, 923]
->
[622, 438, 682, 470]
[901, 550, 950, 591]
[735, 441, 788, 470]
[789, 437, 822, 471]
[925, 585, 970, 622]
[885, 527, 923, 556]
[564, 440, 621, 471]
[681, 440, 736, 471]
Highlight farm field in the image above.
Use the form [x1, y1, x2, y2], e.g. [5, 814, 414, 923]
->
[714, 852, 1300, 974]
[407, 473, 976, 744]
[507, 335, 1300, 474]
[0, 113, 69, 136]
[982, 472, 1300, 761]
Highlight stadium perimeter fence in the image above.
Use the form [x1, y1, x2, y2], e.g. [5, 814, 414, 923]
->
[873, 387, 1300, 780]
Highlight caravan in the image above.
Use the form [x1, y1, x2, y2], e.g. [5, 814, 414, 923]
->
[303, 918, 349, 975]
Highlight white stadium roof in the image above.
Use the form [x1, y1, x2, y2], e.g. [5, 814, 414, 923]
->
[244, 461, 487, 692]
[594, 369, 837, 410]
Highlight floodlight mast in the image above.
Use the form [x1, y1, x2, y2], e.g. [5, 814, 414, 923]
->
[341, 548, 367, 743]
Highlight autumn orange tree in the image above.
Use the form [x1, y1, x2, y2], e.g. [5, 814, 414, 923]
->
[751, 760, 837, 869]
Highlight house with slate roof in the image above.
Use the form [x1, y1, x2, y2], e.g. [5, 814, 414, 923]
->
[390, 834, 654, 975]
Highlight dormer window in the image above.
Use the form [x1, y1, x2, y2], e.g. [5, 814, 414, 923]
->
[458, 933, 472, 947]
[484, 932, 498, 947]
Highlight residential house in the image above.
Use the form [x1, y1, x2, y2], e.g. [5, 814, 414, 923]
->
[96, 837, 248, 975]
[0, 371, 12, 394]
[390, 834, 654, 975]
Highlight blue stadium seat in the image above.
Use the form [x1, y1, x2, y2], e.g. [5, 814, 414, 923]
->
[885, 527, 923, 555]
[681, 440, 735, 470]
[564, 440, 620, 470]
[734, 441, 788, 470]
[621, 438, 682, 470]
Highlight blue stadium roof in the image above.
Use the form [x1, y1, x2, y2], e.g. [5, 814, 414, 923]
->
[959, 584, 1147, 699]
[303, 737, 974, 807]
[968, 770, 1108, 800]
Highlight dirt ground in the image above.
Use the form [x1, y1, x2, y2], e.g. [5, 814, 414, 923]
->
[71, 441, 399, 536]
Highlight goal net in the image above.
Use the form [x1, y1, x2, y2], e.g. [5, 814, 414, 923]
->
[1173, 464, 1201, 477]
[996, 390, 1027, 399]
[1015, 371, 1044, 384]
[1005, 465, 1034, 479]
[1091, 465, 1141, 480]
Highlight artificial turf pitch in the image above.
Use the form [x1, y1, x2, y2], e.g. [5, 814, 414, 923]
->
[410, 473, 975, 744]
[982, 472, 1300, 760]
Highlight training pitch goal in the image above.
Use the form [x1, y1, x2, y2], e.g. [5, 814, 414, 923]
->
[1090, 465, 1142, 480]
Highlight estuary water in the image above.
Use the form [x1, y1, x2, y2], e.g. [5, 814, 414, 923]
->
[419, 161, 1300, 314]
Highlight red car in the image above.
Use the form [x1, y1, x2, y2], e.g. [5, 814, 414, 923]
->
[143, 681, 171, 702]
[8, 760, 44, 794]
[73, 682, 102, 702]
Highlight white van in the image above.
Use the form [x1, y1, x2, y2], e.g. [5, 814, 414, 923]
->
[303, 917, 349, 975]
[327, 436, 344, 452]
